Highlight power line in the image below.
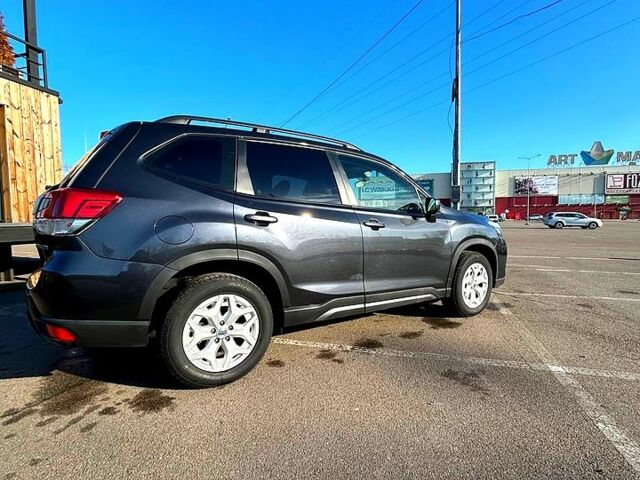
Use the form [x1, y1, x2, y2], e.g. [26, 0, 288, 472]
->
[298, 0, 517, 129]
[463, 0, 617, 81]
[330, 0, 613, 135]
[465, 0, 565, 42]
[466, 0, 537, 36]
[351, 15, 639, 141]
[279, 0, 400, 101]
[279, 0, 426, 127]
[336, 1, 454, 90]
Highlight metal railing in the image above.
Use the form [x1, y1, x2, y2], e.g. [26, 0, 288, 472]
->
[0, 30, 48, 89]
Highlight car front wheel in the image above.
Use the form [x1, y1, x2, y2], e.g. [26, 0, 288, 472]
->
[160, 273, 273, 388]
[588, 222, 598, 229]
[444, 251, 493, 317]
[554, 221, 564, 229]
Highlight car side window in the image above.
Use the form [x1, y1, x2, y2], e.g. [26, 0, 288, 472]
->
[245, 142, 340, 204]
[147, 135, 235, 189]
[337, 154, 422, 213]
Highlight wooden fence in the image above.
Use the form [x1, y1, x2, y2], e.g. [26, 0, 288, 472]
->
[0, 76, 62, 223]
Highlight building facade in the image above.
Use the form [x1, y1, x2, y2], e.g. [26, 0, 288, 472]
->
[413, 163, 640, 219]
[494, 165, 640, 220]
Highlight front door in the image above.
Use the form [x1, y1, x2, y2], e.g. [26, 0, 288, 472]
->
[334, 154, 451, 304]
[234, 140, 364, 315]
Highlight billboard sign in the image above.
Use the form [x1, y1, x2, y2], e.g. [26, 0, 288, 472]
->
[514, 175, 558, 196]
[605, 173, 640, 194]
[547, 141, 640, 167]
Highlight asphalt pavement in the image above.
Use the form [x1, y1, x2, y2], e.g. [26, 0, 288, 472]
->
[1, 221, 639, 479]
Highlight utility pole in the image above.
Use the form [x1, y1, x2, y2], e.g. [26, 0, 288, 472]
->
[22, 0, 39, 86]
[518, 154, 540, 225]
[451, 0, 462, 210]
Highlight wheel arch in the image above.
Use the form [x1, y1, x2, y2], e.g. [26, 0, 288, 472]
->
[141, 250, 290, 336]
[447, 238, 499, 289]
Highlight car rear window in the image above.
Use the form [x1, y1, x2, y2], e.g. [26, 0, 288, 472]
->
[147, 135, 235, 189]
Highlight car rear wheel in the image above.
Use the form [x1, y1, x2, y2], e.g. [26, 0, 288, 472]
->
[588, 222, 598, 229]
[554, 221, 564, 229]
[444, 251, 493, 317]
[160, 273, 273, 388]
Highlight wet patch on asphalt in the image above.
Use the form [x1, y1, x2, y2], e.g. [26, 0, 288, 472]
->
[440, 368, 489, 395]
[316, 350, 337, 360]
[398, 330, 423, 339]
[1, 408, 37, 426]
[79, 422, 98, 433]
[353, 338, 384, 349]
[98, 406, 119, 416]
[315, 349, 345, 364]
[266, 359, 285, 368]
[127, 389, 175, 414]
[422, 318, 462, 330]
[1, 370, 178, 437]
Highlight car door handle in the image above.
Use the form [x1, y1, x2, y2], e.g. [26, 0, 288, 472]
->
[363, 219, 385, 230]
[244, 212, 278, 226]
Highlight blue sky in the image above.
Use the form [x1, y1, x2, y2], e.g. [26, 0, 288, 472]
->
[2, 0, 639, 173]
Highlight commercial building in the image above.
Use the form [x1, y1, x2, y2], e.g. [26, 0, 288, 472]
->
[413, 158, 640, 220]
[494, 164, 639, 220]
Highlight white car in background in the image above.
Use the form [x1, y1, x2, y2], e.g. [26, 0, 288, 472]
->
[543, 212, 603, 229]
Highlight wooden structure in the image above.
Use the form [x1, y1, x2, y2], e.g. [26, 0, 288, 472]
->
[0, 76, 62, 223]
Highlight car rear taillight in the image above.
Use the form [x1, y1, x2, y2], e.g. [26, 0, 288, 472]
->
[34, 187, 122, 236]
[45, 324, 77, 343]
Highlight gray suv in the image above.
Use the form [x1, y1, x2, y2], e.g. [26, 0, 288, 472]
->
[26, 116, 507, 387]
[543, 212, 603, 229]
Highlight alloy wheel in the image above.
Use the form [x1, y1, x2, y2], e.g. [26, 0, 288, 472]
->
[461, 262, 489, 309]
[181, 294, 260, 372]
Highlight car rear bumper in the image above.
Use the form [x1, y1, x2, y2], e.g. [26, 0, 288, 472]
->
[26, 294, 150, 347]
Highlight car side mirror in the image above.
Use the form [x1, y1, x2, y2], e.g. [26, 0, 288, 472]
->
[425, 198, 440, 222]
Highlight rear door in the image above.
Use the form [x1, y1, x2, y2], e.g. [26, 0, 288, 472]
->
[333, 153, 451, 303]
[234, 140, 364, 313]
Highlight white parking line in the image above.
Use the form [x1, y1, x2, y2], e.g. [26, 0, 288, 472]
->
[272, 339, 640, 381]
[492, 301, 640, 475]
[511, 255, 640, 261]
[494, 292, 640, 302]
[507, 264, 640, 276]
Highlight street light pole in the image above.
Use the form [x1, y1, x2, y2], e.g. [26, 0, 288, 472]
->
[451, 0, 462, 210]
[518, 154, 541, 225]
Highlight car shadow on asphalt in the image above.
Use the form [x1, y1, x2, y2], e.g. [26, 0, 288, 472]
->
[0, 289, 179, 390]
[1, 289, 461, 390]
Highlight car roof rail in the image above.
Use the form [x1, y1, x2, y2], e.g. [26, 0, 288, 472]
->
[155, 115, 361, 151]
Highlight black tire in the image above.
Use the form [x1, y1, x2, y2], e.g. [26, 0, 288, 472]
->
[554, 221, 564, 229]
[160, 273, 273, 388]
[588, 222, 598, 229]
[443, 251, 493, 317]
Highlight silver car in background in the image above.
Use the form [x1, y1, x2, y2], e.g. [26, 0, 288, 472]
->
[543, 212, 603, 229]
